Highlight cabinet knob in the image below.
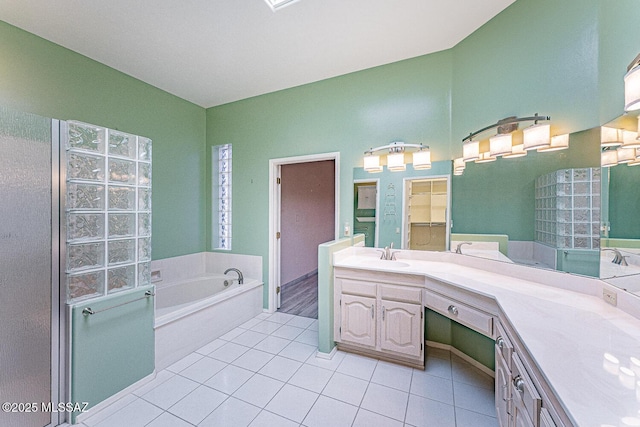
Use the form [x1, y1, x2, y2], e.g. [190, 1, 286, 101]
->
[513, 375, 525, 393]
[447, 305, 458, 316]
[371, 304, 375, 319]
[382, 306, 386, 320]
[496, 336, 505, 349]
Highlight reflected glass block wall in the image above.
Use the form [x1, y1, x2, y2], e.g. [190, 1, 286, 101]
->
[65, 121, 152, 302]
[534, 168, 600, 250]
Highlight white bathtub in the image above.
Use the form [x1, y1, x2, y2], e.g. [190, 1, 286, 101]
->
[154, 274, 263, 369]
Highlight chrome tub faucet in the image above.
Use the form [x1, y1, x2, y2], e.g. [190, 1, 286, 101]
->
[224, 267, 244, 284]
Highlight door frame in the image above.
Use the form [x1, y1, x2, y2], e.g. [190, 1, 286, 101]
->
[268, 152, 340, 312]
[353, 178, 380, 248]
[401, 174, 451, 251]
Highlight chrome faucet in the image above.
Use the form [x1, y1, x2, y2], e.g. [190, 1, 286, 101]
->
[224, 267, 244, 284]
[603, 249, 628, 266]
[378, 242, 399, 260]
[455, 242, 472, 254]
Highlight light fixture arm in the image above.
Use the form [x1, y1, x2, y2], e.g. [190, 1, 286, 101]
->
[462, 113, 551, 143]
[364, 141, 428, 155]
[628, 53, 640, 72]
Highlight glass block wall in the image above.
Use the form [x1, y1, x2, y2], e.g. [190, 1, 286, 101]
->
[534, 168, 600, 250]
[65, 121, 152, 303]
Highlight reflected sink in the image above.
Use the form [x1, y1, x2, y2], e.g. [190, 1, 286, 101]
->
[356, 259, 410, 268]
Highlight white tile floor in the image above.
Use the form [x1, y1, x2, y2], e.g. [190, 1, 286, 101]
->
[80, 312, 498, 427]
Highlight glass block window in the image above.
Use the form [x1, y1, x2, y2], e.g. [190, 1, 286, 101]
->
[64, 121, 152, 302]
[213, 144, 232, 250]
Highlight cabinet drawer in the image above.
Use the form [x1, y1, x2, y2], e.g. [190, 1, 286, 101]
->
[512, 353, 542, 426]
[425, 290, 493, 337]
[495, 322, 513, 369]
[380, 284, 422, 304]
[341, 278, 376, 298]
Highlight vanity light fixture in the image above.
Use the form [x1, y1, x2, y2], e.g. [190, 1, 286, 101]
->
[489, 133, 513, 157]
[503, 143, 527, 158]
[624, 53, 640, 112]
[264, 0, 301, 11]
[462, 139, 480, 162]
[538, 134, 570, 152]
[462, 113, 552, 161]
[523, 122, 551, 150]
[363, 141, 430, 173]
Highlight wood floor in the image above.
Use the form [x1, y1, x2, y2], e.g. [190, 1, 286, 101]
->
[278, 272, 318, 319]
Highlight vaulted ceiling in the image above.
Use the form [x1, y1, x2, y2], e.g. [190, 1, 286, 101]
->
[0, 0, 515, 107]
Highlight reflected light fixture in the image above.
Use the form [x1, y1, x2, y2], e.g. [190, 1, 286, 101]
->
[624, 53, 640, 112]
[462, 139, 480, 162]
[617, 147, 637, 164]
[538, 134, 569, 152]
[601, 126, 624, 147]
[363, 154, 382, 173]
[621, 129, 640, 148]
[363, 141, 430, 173]
[453, 157, 465, 175]
[601, 149, 619, 168]
[412, 148, 432, 170]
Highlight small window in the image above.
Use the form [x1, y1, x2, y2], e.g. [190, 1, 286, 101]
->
[213, 144, 232, 250]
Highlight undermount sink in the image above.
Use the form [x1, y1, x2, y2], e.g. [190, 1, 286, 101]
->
[357, 259, 410, 268]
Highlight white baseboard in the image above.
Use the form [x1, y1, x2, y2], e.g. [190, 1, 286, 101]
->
[315, 345, 338, 360]
[74, 371, 156, 425]
[426, 340, 495, 378]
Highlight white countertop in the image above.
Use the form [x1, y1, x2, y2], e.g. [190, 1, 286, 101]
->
[333, 247, 640, 427]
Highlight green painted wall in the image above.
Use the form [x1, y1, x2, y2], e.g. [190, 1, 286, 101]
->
[0, 20, 207, 260]
[598, 0, 640, 123]
[608, 165, 640, 239]
[451, 129, 600, 241]
[425, 309, 495, 370]
[206, 51, 453, 303]
[70, 286, 155, 422]
[451, 0, 600, 146]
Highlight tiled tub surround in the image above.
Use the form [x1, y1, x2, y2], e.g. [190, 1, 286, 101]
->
[333, 247, 640, 426]
[152, 252, 264, 369]
[79, 312, 497, 427]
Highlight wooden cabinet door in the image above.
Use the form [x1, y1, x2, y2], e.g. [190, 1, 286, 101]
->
[380, 300, 422, 358]
[495, 352, 512, 427]
[340, 294, 376, 348]
[512, 397, 535, 427]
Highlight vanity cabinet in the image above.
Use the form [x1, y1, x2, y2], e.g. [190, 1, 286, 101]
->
[424, 288, 494, 337]
[334, 268, 424, 368]
[495, 320, 565, 427]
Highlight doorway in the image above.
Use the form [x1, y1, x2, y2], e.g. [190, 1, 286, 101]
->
[403, 176, 451, 251]
[353, 179, 379, 247]
[268, 153, 340, 316]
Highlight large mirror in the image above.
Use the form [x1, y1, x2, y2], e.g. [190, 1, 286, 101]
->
[599, 112, 640, 293]
[353, 122, 640, 293]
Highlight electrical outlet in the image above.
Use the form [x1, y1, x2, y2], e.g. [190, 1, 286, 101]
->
[603, 288, 617, 306]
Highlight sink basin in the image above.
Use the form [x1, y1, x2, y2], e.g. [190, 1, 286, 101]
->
[357, 259, 410, 268]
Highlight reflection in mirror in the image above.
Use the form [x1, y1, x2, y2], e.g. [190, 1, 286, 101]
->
[599, 112, 640, 293]
[353, 160, 451, 250]
[451, 128, 601, 277]
[403, 176, 450, 251]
